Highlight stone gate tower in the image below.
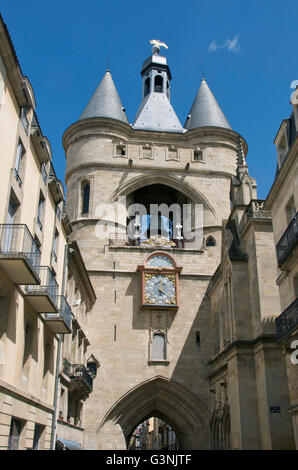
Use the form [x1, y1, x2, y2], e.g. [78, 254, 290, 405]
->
[62, 45, 293, 449]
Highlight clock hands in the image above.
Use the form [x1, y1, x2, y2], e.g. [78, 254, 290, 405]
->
[158, 281, 166, 295]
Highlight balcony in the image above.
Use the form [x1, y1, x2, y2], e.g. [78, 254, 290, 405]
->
[48, 162, 63, 204]
[13, 168, 22, 188]
[0, 224, 40, 285]
[276, 298, 298, 341]
[63, 359, 93, 399]
[42, 295, 72, 334]
[276, 213, 298, 268]
[25, 266, 59, 313]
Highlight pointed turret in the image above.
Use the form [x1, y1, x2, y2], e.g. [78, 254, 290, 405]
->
[133, 44, 184, 133]
[184, 78, 231, 131]
[79, 70, 128, 124]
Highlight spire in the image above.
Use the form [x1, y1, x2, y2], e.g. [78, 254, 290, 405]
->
[133, 42, 184, 133]
[79, 70, 128, 124]
[184, 78, 231, 131]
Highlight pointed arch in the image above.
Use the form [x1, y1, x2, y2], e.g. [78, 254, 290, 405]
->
[154, 75, 163, 93]
[108, 171, 218, 221]
[97, 376, 210, 449]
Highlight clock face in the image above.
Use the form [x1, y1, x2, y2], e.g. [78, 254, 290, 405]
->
[144, 274, 176, 305]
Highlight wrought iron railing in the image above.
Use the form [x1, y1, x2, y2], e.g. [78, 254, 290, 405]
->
[276, 298, 298, 341]
[26, 266, 58, 305]
[51, 249, 57, 263]
[276, 212, 298, 267]
[13, 168, 22, 188]
[36, 216, 43, 231]
[0, 224, 41, 269]
[62, 359, 93, 390]
[43, 295, 72, 331]
[69, 364, 93, 391]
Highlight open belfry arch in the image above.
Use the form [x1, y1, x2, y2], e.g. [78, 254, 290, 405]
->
[62, 41, 295, 449]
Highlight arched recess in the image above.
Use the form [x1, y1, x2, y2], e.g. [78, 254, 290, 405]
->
[97, 376, 210, 450]
[108, 172, 218, 223]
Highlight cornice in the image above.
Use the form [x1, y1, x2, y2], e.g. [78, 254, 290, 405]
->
[62, 116, 248, 153]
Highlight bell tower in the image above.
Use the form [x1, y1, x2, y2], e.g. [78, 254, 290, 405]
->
[63, 41, 245, 450]
[133, 42, 183, 133]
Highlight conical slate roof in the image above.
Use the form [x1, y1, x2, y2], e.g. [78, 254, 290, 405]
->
[133, 93, 184, 133]
[79, 71, 128, 124]
[184, 78, 231, 130]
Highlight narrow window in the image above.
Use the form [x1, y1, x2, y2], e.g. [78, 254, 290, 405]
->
[14, 140, 25, 187]
[8, 418, 24, 450]
[194, 150, 203, 162]
[152, 333, 166, 360]
[144, 77, 150, 97]
[206, 236, 216, 247]
[168, 148, 178, 160]
[6, 192, 19, 224]
[20, 107, 29, 135]
[37, 193, 45, 230]
[3, 193, 19, 252]
[286, 196, 296, 224]
[116, 145, 126, 156]
[154, 75, 163, 93]
[32, 424, 44, 450]
[166, 81, 170, 99]
[41, 162, 47, 184]
[52, 229, 59, 262]
[81, 181, 90, 215]
[142, 146, 152, 158]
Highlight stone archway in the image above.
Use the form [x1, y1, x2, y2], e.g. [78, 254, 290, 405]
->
[97, 376, 210, 450]
[108, 171, 218, 221]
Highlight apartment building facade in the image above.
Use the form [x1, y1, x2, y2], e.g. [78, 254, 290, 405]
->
[266, 91, 298, 448]
[0, 14, 96, 450]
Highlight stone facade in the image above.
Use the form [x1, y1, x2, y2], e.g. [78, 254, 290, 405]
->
[62, 46, 295, 449]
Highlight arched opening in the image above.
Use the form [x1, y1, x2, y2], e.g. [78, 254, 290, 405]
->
[81, 180, 90, 215]
[128, 416, 178, 450]
[152, 333, 166, 361]
[206, 236, 216, 247]
[126, 184, 188, 247]
[108, 173, 218, 250]
[144, 77, 150, 97]
[97, 376, 210, 450]
[166, 81, 170, 99]
[154, 75, 163, 93]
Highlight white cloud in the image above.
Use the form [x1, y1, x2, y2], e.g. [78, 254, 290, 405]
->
[208, 35, 240, 53]
[208, 40, 218, 52]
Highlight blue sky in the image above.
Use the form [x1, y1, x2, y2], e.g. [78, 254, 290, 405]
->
[1, 1, 296, 198]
